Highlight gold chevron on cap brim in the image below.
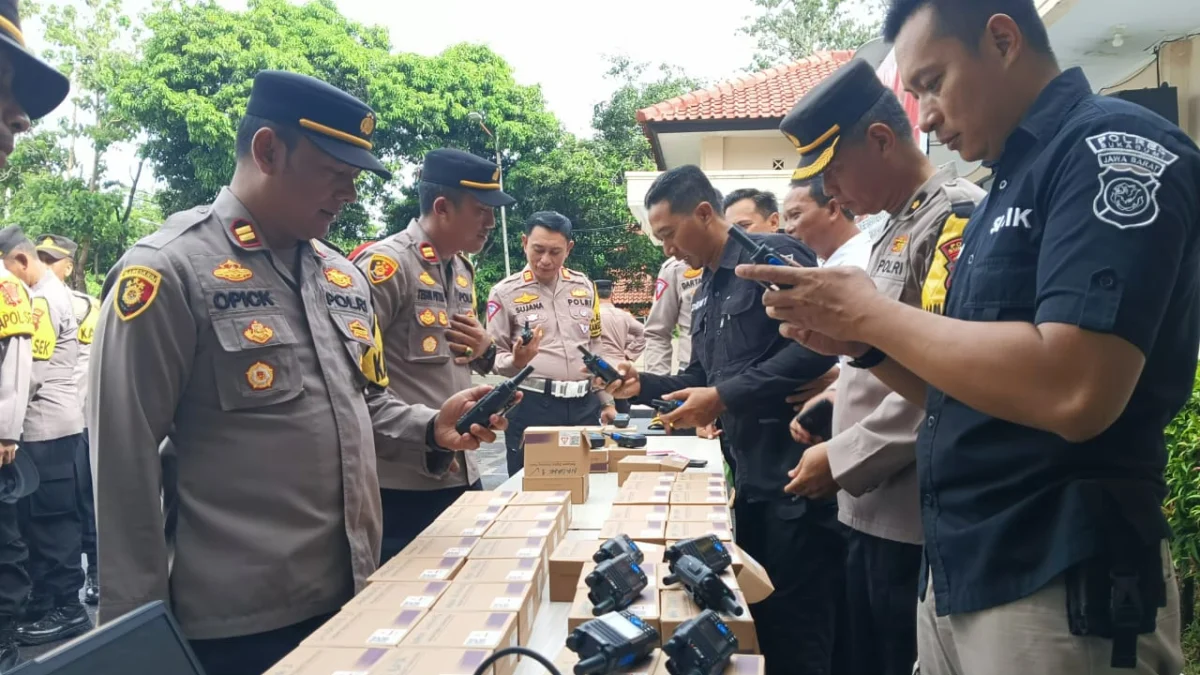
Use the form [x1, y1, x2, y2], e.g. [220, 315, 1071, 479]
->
[794, 124, 840, 154]
[299, 118, 372, 150]
[36, 243, 73, 257]
[792, 137, 840, 181]
[460, 179, 501, 190]
[0, 16, 25, 47]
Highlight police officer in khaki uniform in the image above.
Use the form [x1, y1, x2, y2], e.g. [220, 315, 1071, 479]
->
[353, 148, 514, 563]
[643, 257, 701, 377]
[778, 60, 985, 675]
[0, 227, 89, 646]
[595, 279, 645, 414]
[34, 234, 101, 606]
[486, 211, 616, 476]
[87, 71, 511, 675]
[0, 4, 70, 665]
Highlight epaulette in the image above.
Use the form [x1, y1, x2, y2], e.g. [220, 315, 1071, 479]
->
[941, 179, 983, 220]
[456, 252, 475, 276]
[950, 201, 977, 219]
[135, 206, 207, 251]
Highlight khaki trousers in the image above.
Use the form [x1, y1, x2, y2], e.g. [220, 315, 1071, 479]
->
[917, 542, 1183, 675]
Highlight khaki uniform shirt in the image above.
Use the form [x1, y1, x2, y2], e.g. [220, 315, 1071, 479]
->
[826, 166, 985, 545]
[88, 188, 438, 640]
[486, 266, 604, 383]
[598, 302, 645, 364]
[0, 272, 34, 443]
[643, 258, 703, 375]
[354, 219, 481, 490]
[69, 290, 100, 416]
[24, 271, 83, 442]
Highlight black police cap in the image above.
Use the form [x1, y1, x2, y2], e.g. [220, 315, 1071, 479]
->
[780, 58, 890, 181]
[594, 279, 613, 293]
[0, 225, 30, 258]
[246, 70, 392, 180]
[0, 0, 68, 120]
[35, 234, 77, 261]
[420, 148, 516, 208]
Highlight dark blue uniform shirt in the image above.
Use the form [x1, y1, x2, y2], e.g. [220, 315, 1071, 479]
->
[637, 233, 837, 505]
[918, 67, 1200, 616]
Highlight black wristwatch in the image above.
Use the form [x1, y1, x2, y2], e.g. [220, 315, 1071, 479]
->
[848, 347, 887, 369]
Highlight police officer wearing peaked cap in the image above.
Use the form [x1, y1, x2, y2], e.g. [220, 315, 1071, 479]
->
[352, 146, 514, 564]
[88, 70, 514, 675]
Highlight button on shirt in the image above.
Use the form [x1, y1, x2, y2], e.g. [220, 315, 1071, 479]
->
[918, 68, 1200, 616]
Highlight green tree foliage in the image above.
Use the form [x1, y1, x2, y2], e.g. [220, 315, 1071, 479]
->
[592, 56, 704, 169]
[741, 0, 884, 70]
[1165, 366, 1200, 580]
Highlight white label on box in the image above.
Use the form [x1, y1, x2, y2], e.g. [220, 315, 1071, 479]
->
[366, 628, 408, 645]
[401, 595, 436, 609]
[526, 527, 551, 537]
[464, 630, 503, 647]
[444, 547, 472, 557]
[628, 604, 654, 617]
[707, 496, 725, 503]
[489, 498, 509, 507]
[505, 570, 535, 582]
[559, 431, 581, 447]
[419, 568, 450, 580]
[490, 596, 523, 610]
[515, 548, 540, 558]
[641, 529, 661, 538]
[534, 512, 556, 521]
[461, 527, 485, 536]
[708, 513, 729, 522]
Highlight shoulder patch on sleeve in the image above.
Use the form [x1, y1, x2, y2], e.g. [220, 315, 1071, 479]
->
[78, 296, 101, 345]
[487, 300, 502, 321]
[1086, 131, 1180, 229]
[114, 266, 163, 321]
[0, 279, 34, 340]
[654, 278, 669, 300]
[921, 214, 969, 315]
[30, 297, 56, 360]
[367, 254, 399, 285]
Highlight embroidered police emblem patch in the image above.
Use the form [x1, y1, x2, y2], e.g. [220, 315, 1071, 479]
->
[1087, 132, 1179, 229]
[114, 266, 162, 321]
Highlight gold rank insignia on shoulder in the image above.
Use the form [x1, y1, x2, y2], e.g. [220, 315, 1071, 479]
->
[560, 268, 571, 280]
[438, 310, 449, 326]
[213, 260, 253, 282]
[324, 267, 354, 289]
[230, 219, 261, 249]
[422, 335, 438, 353]
[114, 265, 162, 321]
[419, 271, 437, 287]
[348, 319, 371, 341]
[243, 320, 274, 345]
[513, 293, 539, 304]
[419, 243, 438, 263]
[419, 308, 436, 326]
[368, 254, 398, 285]
[246, 361, 274, 391]
[683, 267, 703, 279]
[521, 270, 534, 283]
[570, 288, 589, 298]
[456, 274, 470, 289]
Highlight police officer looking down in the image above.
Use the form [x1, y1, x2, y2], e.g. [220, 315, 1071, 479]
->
[353, 148, 513, 564]
[486, 212, 615, 476]
[738, 0, 1199, 672]
[88, 71, 514, 675]
[598, 165, 843, 675]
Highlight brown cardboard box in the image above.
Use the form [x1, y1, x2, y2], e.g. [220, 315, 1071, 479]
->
[666, 540, 746, 577]
[618, 456, 689, 486]
[613, 486, 672, 506]
[568, 585, 661, 640]
[727, 542, 774, 605]
[659, 590, 758, 654]
[669, 490, 729, 505]
[452, 490, 517, 508]
[509, 490, 572, 507]
[673, 473, 727, 486]
[664, 521, 733, 542]
[455, 558, 546, 606]
[263, 647, 409, 675]
[481, 519, 560, 551]
[380, 648, 519, 675]
[495, 504, 569, 543]
[578, 560, 663, 588]
[300, 608, 428, 648]
[433, 582, 539, 646]
[342, 580, 451, 611]
[621, 472, 678, 487]
[600, 520, 666, 546]
[590, 447, 610, 473]
[668, 505, 732, 525]
[607, 446, 649, 467]
[468, 537, 549, 565]
[436, 504, 506, 522]
[549, 539, 665, 601]
[417, 518, 493, 538]
[368, 555, 464, 583]
[555, 647, 661, 675]
[523, 426, 591, 478]
[522, 476, 589, 504]
[607, 504, 670, 523]
[651, 653, 765, 675]
[392, 536, 479, 560]
[401, 612, 520, 674]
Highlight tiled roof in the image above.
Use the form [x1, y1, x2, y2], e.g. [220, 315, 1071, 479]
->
[636, 50, 857, 123]
[610, 275, 654, 309]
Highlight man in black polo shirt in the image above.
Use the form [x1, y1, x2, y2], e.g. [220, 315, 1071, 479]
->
[738, 1, 1196, 673]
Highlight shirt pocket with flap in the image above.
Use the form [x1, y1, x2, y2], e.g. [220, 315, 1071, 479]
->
[407, 304, 450, 365]
[210, 314, 304, 410]
[721, 286, 771, 368]
[959, 255, 1037, 322]
[328, 307, 383, 385]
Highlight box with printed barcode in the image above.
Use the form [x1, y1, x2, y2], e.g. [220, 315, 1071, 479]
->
[494, 503, 570, 545]
[430, 581, 539, 646]
[298, 608, 427, 649]
[664, 520, 733, 543]
[417, 518, 493, 538]
[263, 647, 410, 675]
[452, 490, 517, 509]
[400, 611, 519, 672]
[455, 557, 546, 608]
[600, 519, 667, 546]
[342, 580, 451, 612]
[391, 536, 480, 561]
[668, 505, 732, 525]
[367, 555, 464, 584]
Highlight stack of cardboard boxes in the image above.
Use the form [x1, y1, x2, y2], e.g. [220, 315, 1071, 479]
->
[266, 489, 570, 675]
[521, 427, 594, 503]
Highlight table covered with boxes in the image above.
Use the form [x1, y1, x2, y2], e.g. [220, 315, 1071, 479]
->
[264, 426, 773, 675]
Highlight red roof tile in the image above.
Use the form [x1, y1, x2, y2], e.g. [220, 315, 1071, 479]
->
[636, 50, 857, 124]
[609, 275, 654, 310]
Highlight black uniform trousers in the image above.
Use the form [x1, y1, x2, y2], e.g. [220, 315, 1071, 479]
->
[504, 389, 602, 476]
[18, 434, 84, 609]
[380, 480, 483, 564]
[75, 430, 96, 572]
[189, 611, 334, 675]
[835, 528, 923, 675]
[734, 499, 845, 675]
[0, 500, 29, 623]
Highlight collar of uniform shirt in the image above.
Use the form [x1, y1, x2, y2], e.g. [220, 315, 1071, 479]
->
[985, 67, 1092, 171]
[716, 231, 745, 270]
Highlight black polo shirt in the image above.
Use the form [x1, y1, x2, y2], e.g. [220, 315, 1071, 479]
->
[917, 67, 1200, 616]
